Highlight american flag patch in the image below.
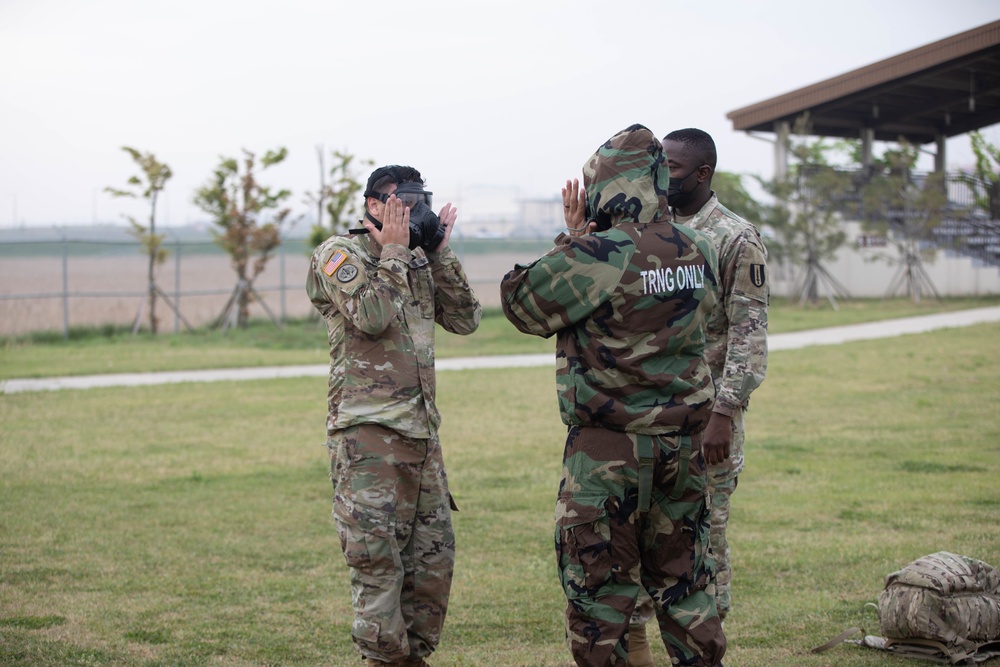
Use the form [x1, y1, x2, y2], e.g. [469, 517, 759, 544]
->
[323, 251, 348, 277]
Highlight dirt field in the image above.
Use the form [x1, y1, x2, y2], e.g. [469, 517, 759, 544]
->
[0, 249, 540, 337]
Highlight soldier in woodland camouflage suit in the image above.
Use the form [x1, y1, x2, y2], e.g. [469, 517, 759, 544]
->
[306, 165, 481, 667]
[663, 128, 768, 618]
[500, 124, 726, 667]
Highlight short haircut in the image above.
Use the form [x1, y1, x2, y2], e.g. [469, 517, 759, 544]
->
[364, 165, 425, 197]
[663, 128, 717, 171]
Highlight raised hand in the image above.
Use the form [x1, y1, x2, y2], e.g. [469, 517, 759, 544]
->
[562, 178, 594, 237]
[364, 194, 411, 248]
[433, 203, 458, 252]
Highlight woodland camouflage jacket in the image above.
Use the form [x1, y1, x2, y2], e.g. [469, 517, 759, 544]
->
[501, 124, 720, 436]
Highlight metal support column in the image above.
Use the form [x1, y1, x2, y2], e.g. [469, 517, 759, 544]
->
[774, 120, 790, 181]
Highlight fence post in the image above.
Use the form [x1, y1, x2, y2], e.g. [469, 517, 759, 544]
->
[173, 233, 182, 333]
[280, 246, 287, 324]
[59, 228, 69, 340]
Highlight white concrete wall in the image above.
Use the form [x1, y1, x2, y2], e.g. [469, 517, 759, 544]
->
[769, 220, 1000, 299]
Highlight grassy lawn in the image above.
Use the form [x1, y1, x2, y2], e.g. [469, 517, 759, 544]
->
[2, 296, 999, 380]
[1, 320, 998, 666]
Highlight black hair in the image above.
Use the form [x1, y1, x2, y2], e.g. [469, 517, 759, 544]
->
[663, 128, 717, 171]
[364, 165, 425, 198]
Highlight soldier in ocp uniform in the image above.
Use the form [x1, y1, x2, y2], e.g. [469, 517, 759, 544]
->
[626, 128, 769, 665]
[306, 165, 481, 667]
[500, 125, 726, 667]
[662, 127, 769, 619]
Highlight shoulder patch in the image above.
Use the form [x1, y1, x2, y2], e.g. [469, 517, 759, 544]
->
[750, 263, 766, 288]
[336, 264, 359, 283]
[323, 251, 348, 277]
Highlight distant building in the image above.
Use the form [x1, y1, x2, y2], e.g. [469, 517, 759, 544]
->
[518, 197, 564, 238]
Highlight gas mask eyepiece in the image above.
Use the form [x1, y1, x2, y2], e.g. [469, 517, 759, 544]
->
[391, 183, 443, 250]
[368, 183, 444, 250]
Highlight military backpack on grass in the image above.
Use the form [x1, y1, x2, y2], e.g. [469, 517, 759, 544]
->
[814, 551, 1000, 664]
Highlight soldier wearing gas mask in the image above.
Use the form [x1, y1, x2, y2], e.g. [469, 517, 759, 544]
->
[307, 165, 481, 667]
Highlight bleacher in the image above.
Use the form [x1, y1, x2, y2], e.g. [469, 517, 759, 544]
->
[932, 173, 1000, 267]
[933, 216, 1000, 267]
[804, 166, 1000, 269]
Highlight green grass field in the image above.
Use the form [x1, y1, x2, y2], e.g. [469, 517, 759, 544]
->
[2, 296, 999, 379]
[1, 299, 999, 666]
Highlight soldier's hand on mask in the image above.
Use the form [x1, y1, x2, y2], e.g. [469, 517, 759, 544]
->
[702, 412, 733, 467]
[433, 203, 457, 253]
[365, 194, 410, 248]
[562, 178, 590, 236]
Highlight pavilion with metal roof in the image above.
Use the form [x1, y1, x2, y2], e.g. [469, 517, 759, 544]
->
[727, 20, 1000, 179]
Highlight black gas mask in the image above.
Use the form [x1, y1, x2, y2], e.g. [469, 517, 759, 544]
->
[362, 183, 444, 251]
[584, 196, 613, 232]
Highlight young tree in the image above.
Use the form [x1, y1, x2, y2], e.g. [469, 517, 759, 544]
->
[757, 116, 852, 308]
[968, 130, 1000, 218]
[105, 147, 190, 334]
[304, 147, 372, 249]
[713, 170, 764, 224]
[860, 141, 948, 303]
[193, 147, 294, 329]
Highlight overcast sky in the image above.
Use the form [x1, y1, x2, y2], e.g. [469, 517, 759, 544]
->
[2, 0, 999, 228]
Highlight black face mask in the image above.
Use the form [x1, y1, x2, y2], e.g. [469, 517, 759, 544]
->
[667, 168, 700, 209]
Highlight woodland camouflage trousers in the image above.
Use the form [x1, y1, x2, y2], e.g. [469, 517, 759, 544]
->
[555, 425, 726, 667]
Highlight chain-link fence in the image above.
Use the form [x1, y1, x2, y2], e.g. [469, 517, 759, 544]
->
[0, 227, 553, 338]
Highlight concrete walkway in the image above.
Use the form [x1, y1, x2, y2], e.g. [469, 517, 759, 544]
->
[3, 306, 999, 394]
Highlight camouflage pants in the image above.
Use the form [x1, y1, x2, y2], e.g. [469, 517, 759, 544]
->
[706, 408, 745, 620]
[329, 424, 455, 663]
[555, 425, 725, 667]
[632, 409, 746, 626]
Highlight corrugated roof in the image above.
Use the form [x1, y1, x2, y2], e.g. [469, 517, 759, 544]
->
[727, 20, 1000, 144]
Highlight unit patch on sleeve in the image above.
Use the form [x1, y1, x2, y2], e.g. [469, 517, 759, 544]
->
[336, 264, 359, 282]
[750, 263, 766, 288]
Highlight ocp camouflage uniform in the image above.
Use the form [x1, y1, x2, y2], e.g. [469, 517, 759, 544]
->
[500, 125, 725, 667]
[307, 231, 481, 663]
[679, 194, 768, 620]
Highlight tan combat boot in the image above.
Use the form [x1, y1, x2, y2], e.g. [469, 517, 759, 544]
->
[625, 622, 655, 667]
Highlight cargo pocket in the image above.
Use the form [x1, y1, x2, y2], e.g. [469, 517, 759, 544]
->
[408, 256, 435, 319]
[555, 495, 612, 600]
[351, 616, 381, 650]
[334, 498, 397, 575]
[333, 496, 401, 651]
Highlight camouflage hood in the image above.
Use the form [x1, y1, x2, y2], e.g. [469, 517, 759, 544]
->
[582, 123, 668, 227]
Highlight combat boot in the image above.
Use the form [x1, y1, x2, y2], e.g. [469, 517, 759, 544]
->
[625, 622, 654, 667]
